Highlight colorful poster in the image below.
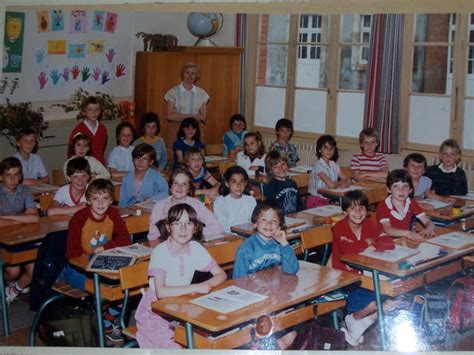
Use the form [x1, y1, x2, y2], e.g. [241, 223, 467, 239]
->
[68, 44, 86, 58]
[3, 12, 25, 73]
[87, 40, 105, 54]
[104, 12, 117, 33]
[51, 10, 65, 31]
[36, 10, 50, 32]
[48, 40, 67, 55]
[69, 10, 87, 34]
[92, 11, 105, 31]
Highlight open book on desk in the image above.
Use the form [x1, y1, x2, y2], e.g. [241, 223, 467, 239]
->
[426, 231, 474, 250]
[452, 191, 474, 201]
[360, 245, 419, 262]
[191, 285, 267, 314]
[134, 200, 156, 211]
[290, 165, 313, 173]
[418, 198, 453, 210]
[115, 243, 153, 258]
[324, 186, 365, 194]
[303, 205, 343, 217]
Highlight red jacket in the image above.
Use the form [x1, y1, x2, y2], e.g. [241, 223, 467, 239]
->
[68, 121, 108, 164]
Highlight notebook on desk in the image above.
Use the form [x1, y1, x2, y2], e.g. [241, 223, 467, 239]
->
[426, 232, 474, 249]
[360, 245, 419, 262]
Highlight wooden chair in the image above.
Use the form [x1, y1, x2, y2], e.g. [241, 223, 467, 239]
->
[291, 173, 310, 189]
[205, 237, 243, 271]
[118, 261, 150, 347]
[39, 193, 55, 212]
[365, 186, 387, 206]
[52, 169, 66, 186]
[205, 144, 224, 156]
[340, 166, 352, 179]
[218, 160, 237, 177]
[300, 225, 333, 265]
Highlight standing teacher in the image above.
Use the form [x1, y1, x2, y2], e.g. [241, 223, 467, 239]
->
[165, 63, 209, 125]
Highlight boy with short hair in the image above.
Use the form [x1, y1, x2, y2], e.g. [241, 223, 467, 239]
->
[270, 118, 299, 168]
[376, 169, 435, 241]
[14, 128, 49, 187]
[350, 128, 388, 181]
[425, 139, 468, 197]
[48, 157, 91, 216]
[0, 157, 39, 304]
[332, 190, 398, 346]
[65, 178, 130, 345]
[68, 96, 108, 164]
[264, 150, 303, 214]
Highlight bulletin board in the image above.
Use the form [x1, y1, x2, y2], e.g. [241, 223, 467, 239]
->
[1, 9, 133, 104]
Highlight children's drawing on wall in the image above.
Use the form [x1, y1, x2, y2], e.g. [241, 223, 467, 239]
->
[105, 48, 116, 63]
[3, 12, 25, 73]
[47, 40, 66, 55]
[62, 67, 70, 82]
[81, 67, 91, 82]
[49, 69, 61, 85]
[92, 67, 101, 81]
[0, 77, 9, 94]
[115, 64, 126, 78]
[35, 49, 46, 64]
[51, 10, 64, 31]
[92, 11, 105, 31]
[69, 10, 87, 34]
[104, 13, 117, 33]
[68, 44, 86, 59]
[36, 10, 49, 33]
[88, 40, 105, 55]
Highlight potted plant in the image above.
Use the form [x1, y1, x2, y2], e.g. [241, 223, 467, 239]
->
[0, 99, 48, 148]
[53, 88, 122, 121]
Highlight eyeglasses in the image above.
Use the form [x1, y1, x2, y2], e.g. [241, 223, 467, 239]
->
[171, 221, 195, 229]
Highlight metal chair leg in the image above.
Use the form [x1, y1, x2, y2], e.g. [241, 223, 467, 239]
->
[29, 294, 65, 346]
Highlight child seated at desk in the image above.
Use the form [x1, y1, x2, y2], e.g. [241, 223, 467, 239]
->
[350, 128, 388, 182]
[64, 133, 110, 181]
[14, 128, 49, 187]
[185, 146, 220, 197]
[119, 143, 169, 208]
[0, 157, 39, 304]
[376, 169, 435, 241]
[223, 113, 247, 156]
[134, 112, 167, 171]
[233, 200, 299, 278]
[403, 153, 448, 201]
[237, 131, 266, 177]
[172, 116, 205, 170]
[135, 203, 227, 349]
[307, 134, 350, 208]
[63, 179, 130, 345]
[332, 190, 399, 346]
[425, 139, 468, 197]
[214, 165, 256, 232]
[107, 122, 135, 179]
[147, 169, 223, 246]
[264, 150, 303, 214]
[48, 157, 90, 216]
[270, 118, 299, 168]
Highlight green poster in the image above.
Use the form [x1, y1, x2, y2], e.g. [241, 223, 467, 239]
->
[3, 11, 25, 73]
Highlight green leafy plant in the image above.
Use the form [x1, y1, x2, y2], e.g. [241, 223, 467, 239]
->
[0, 99, 49, 148]
[53, 88, 121, 121]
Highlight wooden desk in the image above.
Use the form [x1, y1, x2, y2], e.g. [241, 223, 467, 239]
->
[69, 233, 242, 347]
[425, 206, 474, 224]
[152, 261, 360, 349]
[341, 227, 474, 350]
[30, 183, 59, 198]
[318, 183, 387, 205]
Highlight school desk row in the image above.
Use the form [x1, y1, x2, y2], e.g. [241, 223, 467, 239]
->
[2, 207, 473, 349]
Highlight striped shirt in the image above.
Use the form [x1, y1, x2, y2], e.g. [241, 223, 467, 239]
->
[350, 152, 387, 172]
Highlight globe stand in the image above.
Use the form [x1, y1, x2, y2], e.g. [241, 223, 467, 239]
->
[194, 37, 217, 47]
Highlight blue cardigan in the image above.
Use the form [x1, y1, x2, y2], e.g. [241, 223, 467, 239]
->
[233, 233, 299, 279]
[119, 168, 169, 207]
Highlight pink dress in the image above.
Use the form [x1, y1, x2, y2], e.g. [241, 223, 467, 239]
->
[135, 239, 217, 348]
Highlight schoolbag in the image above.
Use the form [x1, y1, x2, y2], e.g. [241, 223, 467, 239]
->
[289, 320, 346, 350]
[38, 297, 98, 347]
[447, 273, 474, 333]
[30, 230, 68, 311]
[411, 293, 449, 343]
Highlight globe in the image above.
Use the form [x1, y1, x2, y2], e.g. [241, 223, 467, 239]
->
[187, 13, 223, 46]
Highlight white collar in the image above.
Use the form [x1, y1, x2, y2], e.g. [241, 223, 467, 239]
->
[438, 163, 457, 173]
[84, 119, 99, 135]
[179, 83, 196, 93]
[384, 195, 411, 221]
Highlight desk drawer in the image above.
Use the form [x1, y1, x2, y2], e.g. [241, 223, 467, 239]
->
[1, 248, 38, 265]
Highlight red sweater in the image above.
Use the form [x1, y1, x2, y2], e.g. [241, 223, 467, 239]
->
[67, 206, 130, 259]
[332, 217, 384, 274]
[68, 121, 108, 164]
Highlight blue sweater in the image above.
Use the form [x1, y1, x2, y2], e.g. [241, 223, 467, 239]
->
[119, 168, 169, 207]
[233, 233, 299, 279]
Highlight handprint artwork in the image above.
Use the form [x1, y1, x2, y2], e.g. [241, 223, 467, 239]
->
[50, 69, 61, 85]
[101, 71, 110, 85]
[115, 64, 126, 77]
[62, 67, 70, 81]
[92, 68, 101, 81]
[81, 67, 91, 82]
[105, 48, 116, 63]
[38, 72, 48, 89]
[35, 49, 45, 64]
[71, 65, 80, 80]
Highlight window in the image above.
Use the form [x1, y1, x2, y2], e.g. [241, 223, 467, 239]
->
[298, 15, 322, 60]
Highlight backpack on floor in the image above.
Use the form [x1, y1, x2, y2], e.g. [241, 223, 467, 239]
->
[411, 293, 449, 343]
[38, 297, 98, 347]
[447, 273, 474, 333]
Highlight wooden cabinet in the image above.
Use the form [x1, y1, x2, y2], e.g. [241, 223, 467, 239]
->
[134, 47, 243, 147]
